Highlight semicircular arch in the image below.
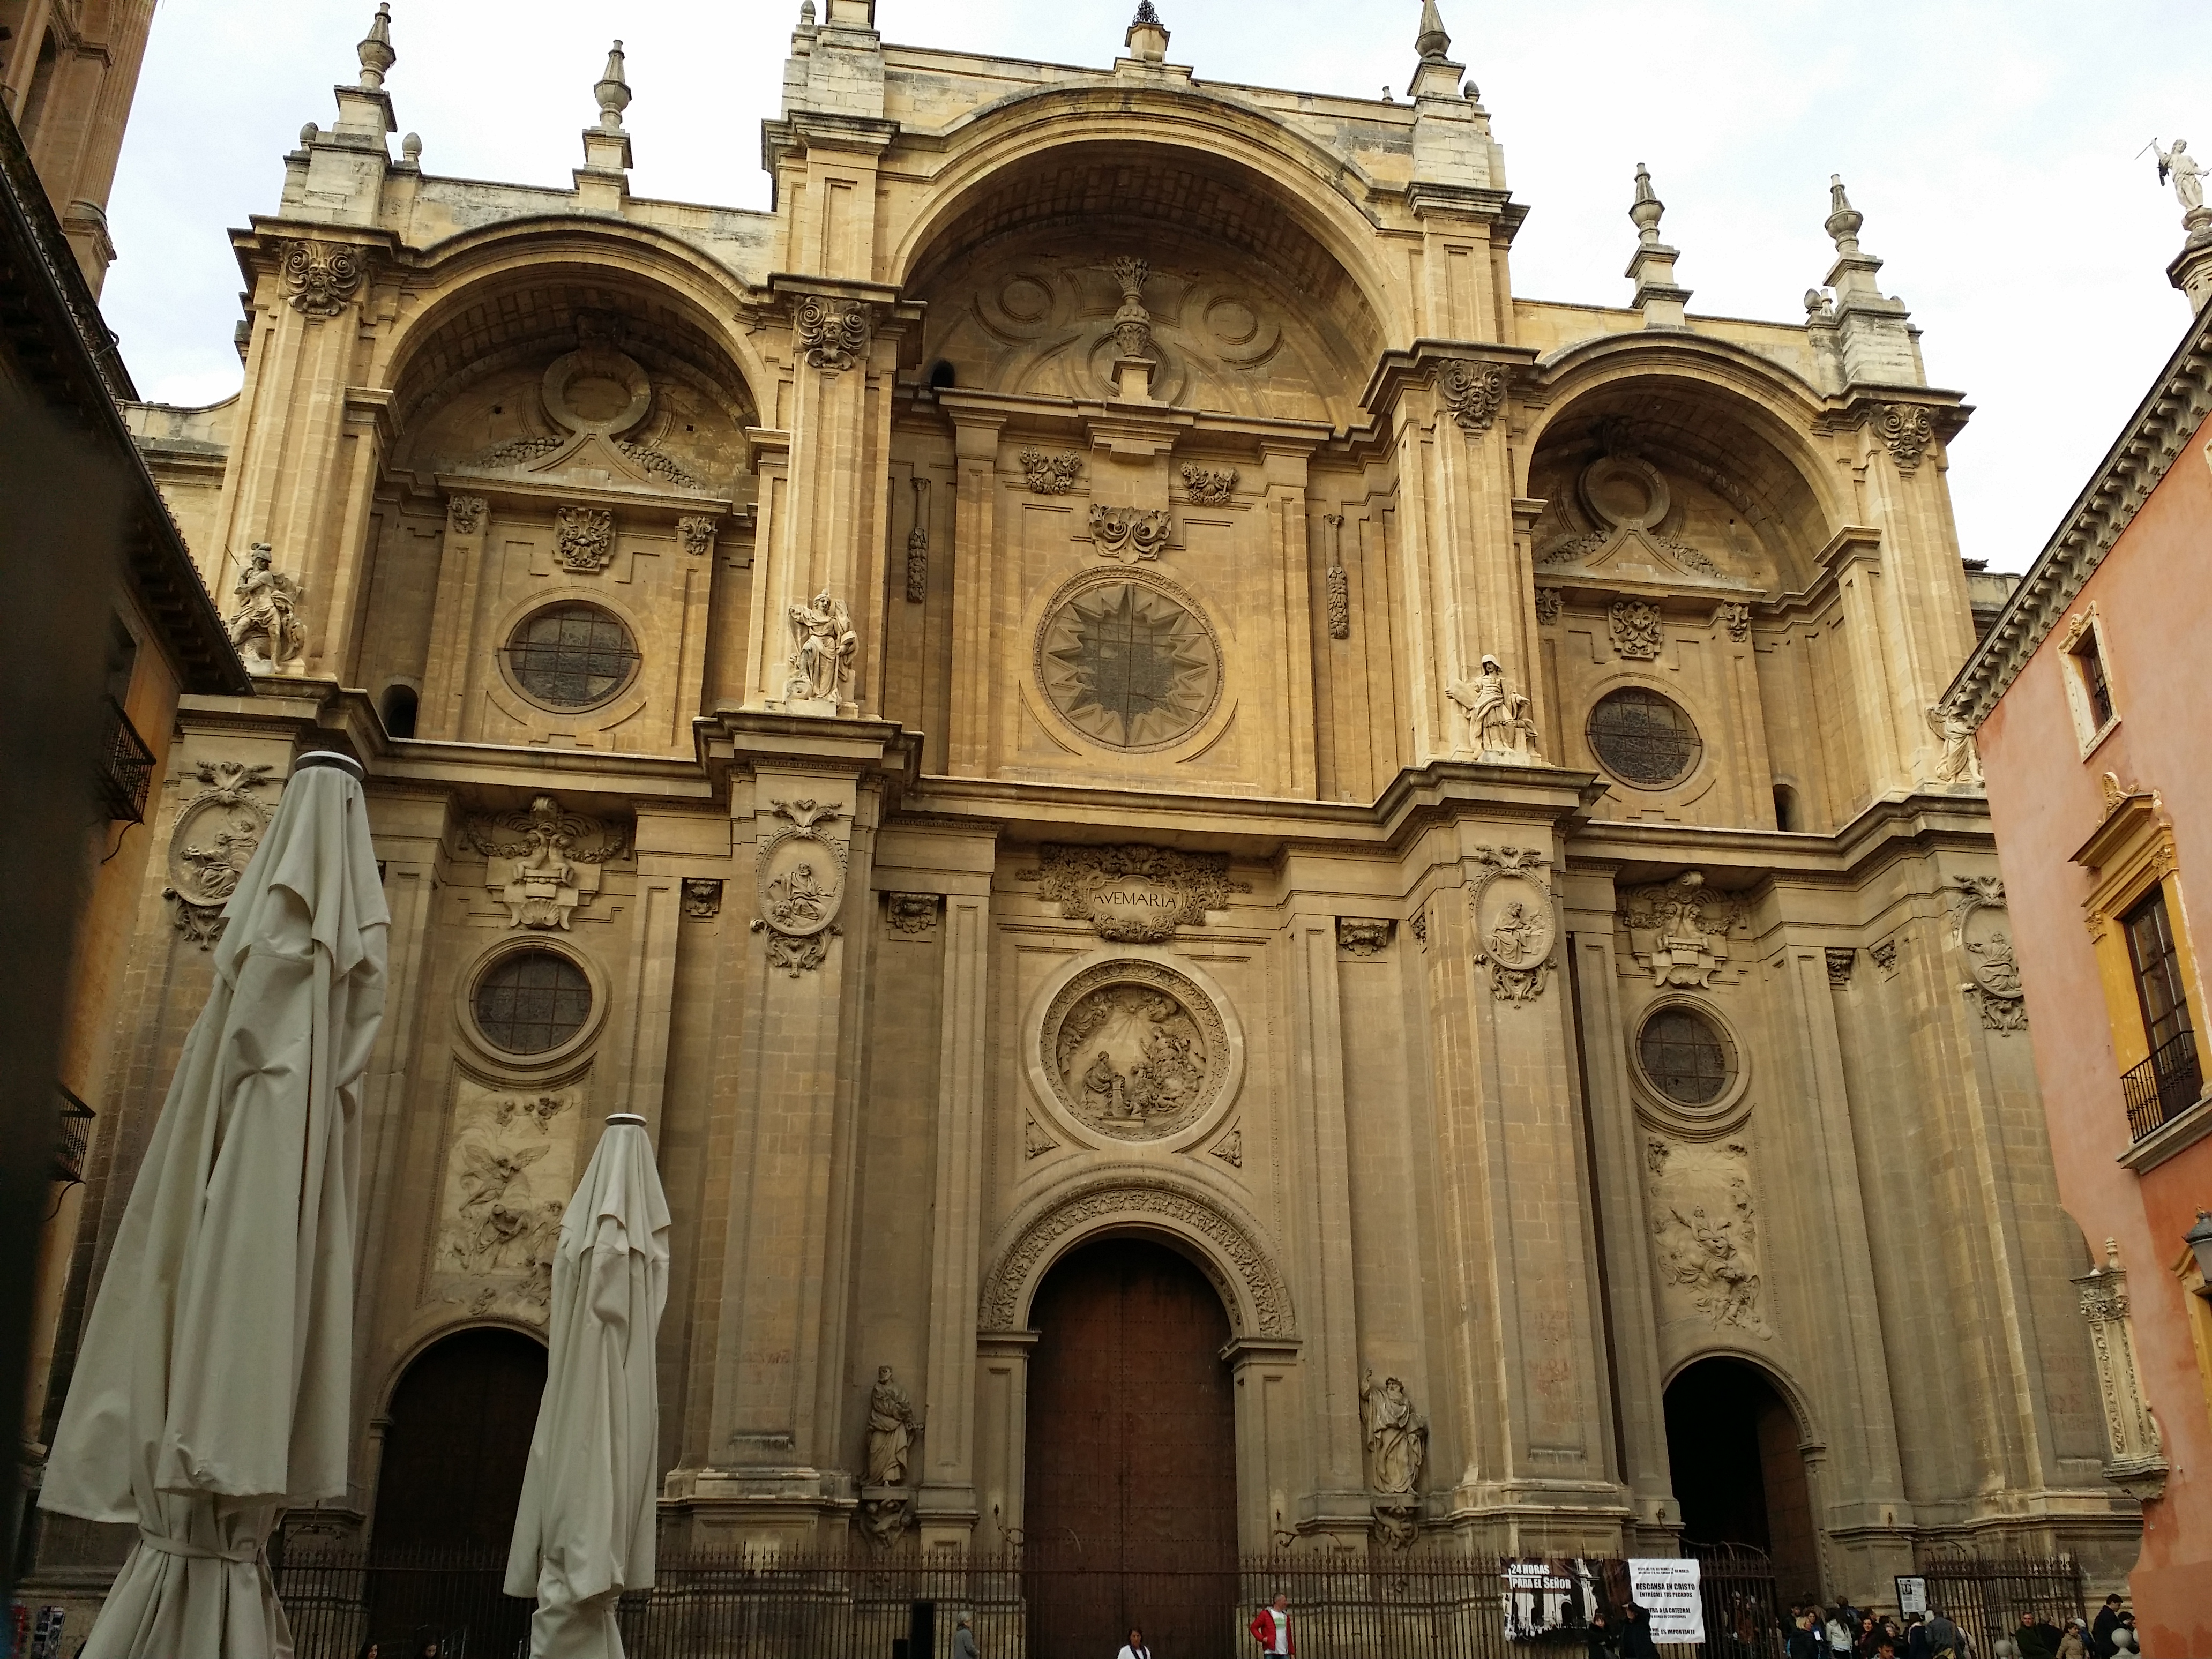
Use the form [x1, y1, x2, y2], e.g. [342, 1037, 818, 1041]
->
[1662, 1345, 1822, 1448]
[891, 91, 1406, 349]
[980, 1169, 1295, 1339]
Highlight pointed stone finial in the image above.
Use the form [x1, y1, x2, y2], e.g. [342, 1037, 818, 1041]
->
[1125, 2, 1169, 64]
[799, 0, 817, 20]
[356, 3, 395, 92]
[1825, 174, 1864, 257]
[1416, 0, 1452, 61]
[401, 131, 422, 166]
[595, 41, 631, 133]
[1630, 162, 1664, 246]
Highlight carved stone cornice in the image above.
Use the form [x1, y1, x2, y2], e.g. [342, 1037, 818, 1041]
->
[1947, 306, 2212, 724]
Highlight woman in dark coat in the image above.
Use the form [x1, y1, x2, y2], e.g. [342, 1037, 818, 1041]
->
[1618, 1603, 1662, 1659]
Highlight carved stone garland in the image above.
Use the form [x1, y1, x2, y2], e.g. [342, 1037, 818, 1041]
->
[979, 1177, 1293, 1337]
[794, 295, 872, 372]
[905, 476, 930, 602]
[1468, 846, 1557, 1003]
[164, 760, 277, 945]
[279, 238, 363, 317]
[752, 798, 847, 976]
[1180, 465, 1238, 505]
[1438, 358, 1507, 434]
[1949, 875, 2027, 1032]
[1323, 513, 1351, 640]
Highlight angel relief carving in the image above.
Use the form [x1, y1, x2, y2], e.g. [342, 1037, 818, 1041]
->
[1645, 1137, 1769, 1337]
[437, 1086, 579, 1317]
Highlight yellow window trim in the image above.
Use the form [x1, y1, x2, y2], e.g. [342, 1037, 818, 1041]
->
[2074, 783, 2204, 1074]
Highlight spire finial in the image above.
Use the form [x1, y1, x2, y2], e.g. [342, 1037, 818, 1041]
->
[1825, 173, 1864, 257]
[1630, 162, 1664, 247]
[595, 41, 632, 133]
[356, 3, 395, 92]
[1124, 2, 1169, 64]
[1416, 0, 1452, 61]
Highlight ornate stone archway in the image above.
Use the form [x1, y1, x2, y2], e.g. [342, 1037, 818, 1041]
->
[979, 1173, 1295, 1338]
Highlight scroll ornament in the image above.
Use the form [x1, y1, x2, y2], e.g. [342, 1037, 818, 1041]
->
[1438, 358, 1507, 434]
[279, 238, 363, 317]
[794, 295, 872, 372]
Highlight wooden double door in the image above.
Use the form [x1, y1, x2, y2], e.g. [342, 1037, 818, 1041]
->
[1025, 1238, 1240, 1658]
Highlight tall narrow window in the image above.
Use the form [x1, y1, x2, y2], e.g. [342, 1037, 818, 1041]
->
[2074, 628, 2116, 731]
[2125, 890, 2193, 1056]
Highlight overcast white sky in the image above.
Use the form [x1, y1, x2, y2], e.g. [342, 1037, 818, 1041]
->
[101, 1, 2211, 573]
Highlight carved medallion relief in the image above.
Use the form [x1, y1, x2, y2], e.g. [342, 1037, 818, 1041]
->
[431, 1080, 583, 1321]
[1041, 961, 1227, 1142]
[1468, 846, 1557, 1004]
[1034, 572, 1223, 752]
[1950, 875, 2027, 1032]
[164, 759, 277, 946]
[752, 797, 848, 976]
[1643, 1136, 1770, 1339]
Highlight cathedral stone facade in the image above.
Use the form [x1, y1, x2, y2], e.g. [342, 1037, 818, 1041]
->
[49, 0, 2142, 1613]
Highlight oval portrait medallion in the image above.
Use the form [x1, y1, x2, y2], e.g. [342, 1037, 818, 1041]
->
[1036, 572, 1223, 751]
[1038, 959, 1229, 1142]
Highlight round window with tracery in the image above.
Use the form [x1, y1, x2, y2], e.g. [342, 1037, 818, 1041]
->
[504, 603, 639, 711]
[1587, 686, 1703, 788]
[1636, 1005, 1733, 1107]
[473, 950, 593, 1055]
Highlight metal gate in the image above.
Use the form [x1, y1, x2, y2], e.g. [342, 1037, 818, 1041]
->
[1919, 1552, 2086, 1659]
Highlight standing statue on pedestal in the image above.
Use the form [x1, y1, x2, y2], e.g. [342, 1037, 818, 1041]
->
[1927, 704, 1984, 789]
[784, 589, 857, 706]
[225, 543, 305, 666]
[864, 1364, 920, 1487]
[1359, 1368, 1427, 1496]
[1447, 654, 1544, 763]
[2155, 139, 2206, 213]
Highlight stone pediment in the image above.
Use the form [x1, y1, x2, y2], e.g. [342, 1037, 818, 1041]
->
[457, 429, 715, 497]
[1536, 522, 1750, 588]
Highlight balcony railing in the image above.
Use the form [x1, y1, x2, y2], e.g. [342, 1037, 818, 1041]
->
[54, 1086, 95, 1186]
[96, 695, 155, 824]
[2123, 1027, 2203, 1142]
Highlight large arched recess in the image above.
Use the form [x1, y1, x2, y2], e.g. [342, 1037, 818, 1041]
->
[367, 219, 774, 423]
[1663, 1352, 1823, 1602]
[1521, 341, 1846, 591]
[890, 87, 1406, 356]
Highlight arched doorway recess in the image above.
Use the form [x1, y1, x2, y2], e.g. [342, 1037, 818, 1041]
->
[1026, 1237, 1238, 1658]
[372, 1326, 547, 1550]
[1663, 1356, 1820, 1602]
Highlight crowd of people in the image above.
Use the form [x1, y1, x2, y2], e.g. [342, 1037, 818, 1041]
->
[1773, 1593, 2140, 1659]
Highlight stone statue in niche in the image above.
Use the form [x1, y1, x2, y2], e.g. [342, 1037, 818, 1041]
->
[864, 1365, 920, 1486]
[1361, 1369, 1428, 1496]
[225, 543, 305, 665]
[1446, 654, 1543, 763]
[783, 589, 857, 707]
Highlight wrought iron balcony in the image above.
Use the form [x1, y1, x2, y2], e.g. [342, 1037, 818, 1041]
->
[54, 1086, 95, 1186]
[2123, 1027, 2203, 1142]
[96, 695, 155, 824]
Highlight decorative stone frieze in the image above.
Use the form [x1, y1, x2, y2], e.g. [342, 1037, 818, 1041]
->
[1180, 465, 1238, 505]
[1437, 358, 1507, 434]
[1871, 938, 1899, 973]
[1019, 447, 1082, 495]
[1088, 503, 1171, 562]
[1469, 845, 1556, 1004]
[554, 505, 615, 572]
[1825, 947, 1856, 987]
[2073, 1241, 2169, 1501]
[436, 1081, 581, 1319]
[682, 879, 723, 919]
[1026, 843, 1242, 941]
[278, 238, 363, 316]
[794, 294, 871, 371]
[1619, 871, 1743, 988]
[1609, 599, 1664, 660]
[464, 794, 630, 930]
[163, 759, 276, 946]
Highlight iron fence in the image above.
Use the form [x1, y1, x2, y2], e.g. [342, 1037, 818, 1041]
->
[1918, 1552, 2084, 1659]
[272, 1542, 1783, 1659]
[94, 694, 154, 825]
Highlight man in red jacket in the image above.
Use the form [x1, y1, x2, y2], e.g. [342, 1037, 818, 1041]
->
[1251, 1593, 1294, 1655]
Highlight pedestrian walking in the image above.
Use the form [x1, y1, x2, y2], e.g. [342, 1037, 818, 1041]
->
[953, 1612, 980, 1659]
[1924, 1608, 1965, 1659]
[1789, 1612, 1825, 1659]
[1617, 1603, 1661, 1659]
[1117, 1625, 1153, 1659]
[2089, 1596, 2123, 1658]
[1905, 1615, 1932, 1659]
[1586, 1608, 1615, 1656]
[2015, 1611, 2062, 1659]
[2056, 1620, 2088, 1659]
[1250, 1593, 1294, 1656]
[1828, 1608, 1855, 1659]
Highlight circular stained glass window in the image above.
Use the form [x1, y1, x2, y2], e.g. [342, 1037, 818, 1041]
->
[1037, 578, 1222, 750]
[1637, 1006, 1732, 1106]
[473, 950, 592, 1055]
[504, 603, 639, 711]
[1587, 686, 1703, 788]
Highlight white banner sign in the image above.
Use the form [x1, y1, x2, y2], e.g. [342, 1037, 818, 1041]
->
[1628, 1558, 1706, 1644]
[1896, 1575, 1929, 1617]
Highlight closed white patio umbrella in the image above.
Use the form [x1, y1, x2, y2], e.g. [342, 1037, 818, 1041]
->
[40, 752, 387, 1659]
[506, 1111, 671, 1659]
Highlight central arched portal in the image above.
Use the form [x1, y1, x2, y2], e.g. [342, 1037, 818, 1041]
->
[1663, 1357, 1820, 1602]
[1026, 1237, 1238, 1657]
